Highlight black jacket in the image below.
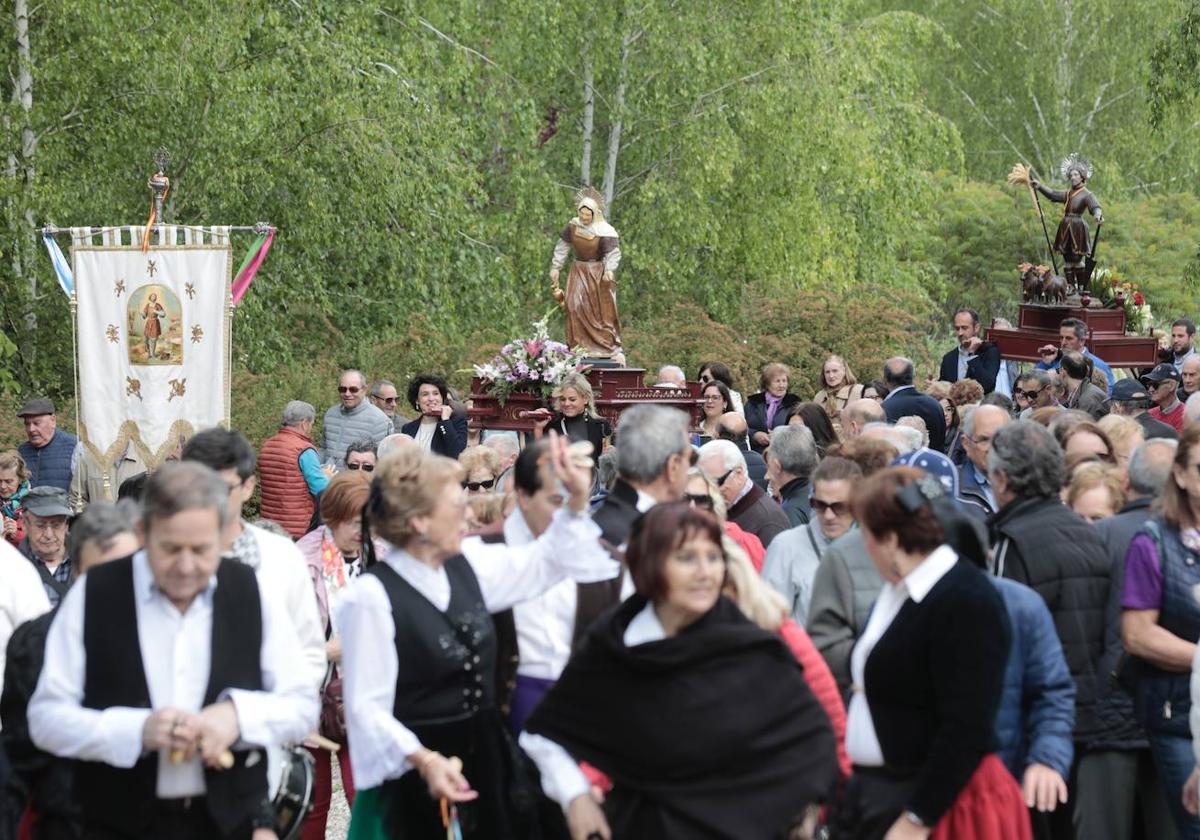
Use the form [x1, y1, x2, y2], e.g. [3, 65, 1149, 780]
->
[399, 415, 468, 459]
[579, 478, 639, 646]
[1134, 411, 1179, 441]
[938, 343, 1002, 394]
[990, 496, 1111, 746]
[744, 393, 802, 453]
[882, 386, 947, 452]
[865, 559, 1011, 824]
[1090, 497, 1155, 751]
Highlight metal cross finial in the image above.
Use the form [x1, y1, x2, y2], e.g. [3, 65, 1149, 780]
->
[153, 146, 171, 174]
[148, 147, 171, 227]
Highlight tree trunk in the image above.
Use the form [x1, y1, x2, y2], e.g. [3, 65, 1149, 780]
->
[11, 0, 37, 340]
[580, 45, 594, 186]
[602, 27, 638, 212]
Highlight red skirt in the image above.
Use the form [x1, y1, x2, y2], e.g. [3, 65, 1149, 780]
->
[931, 754, 1031, 840]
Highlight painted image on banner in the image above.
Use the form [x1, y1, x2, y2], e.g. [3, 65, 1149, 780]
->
[126, 284, 182, 366]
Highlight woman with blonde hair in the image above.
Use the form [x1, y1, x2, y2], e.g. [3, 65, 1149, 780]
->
[1065, 462, 1125, 523]
[0, 449, 30, 547]
[1098, 414, 1146, 473]
[533, 371, 611, 456]
[340, 437, 618, 838]
[814, 355, 864, 419]
[458, 445, 503, 495]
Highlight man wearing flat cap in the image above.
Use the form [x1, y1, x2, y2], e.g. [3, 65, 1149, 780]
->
[16, 398, 80, 493]
[18, 486, 74, 607]
[1142, 363, 1186, 434]
[1109, 379, 1178, 441]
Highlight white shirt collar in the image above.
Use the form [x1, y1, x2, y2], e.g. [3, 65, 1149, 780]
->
[503, 508, 536, 546]
[624, 600, 666, 646]
[731, 474, 754, 507]
[635, 489, 658, 513]
[132, 549, 218, 607]
[900, 544, 958, 604]
[883, 384, 914, 402]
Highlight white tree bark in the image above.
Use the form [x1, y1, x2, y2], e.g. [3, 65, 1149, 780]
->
[602, 27, 641, 212]
[580, 45, 594, 186]
[12, 0, 37, 333]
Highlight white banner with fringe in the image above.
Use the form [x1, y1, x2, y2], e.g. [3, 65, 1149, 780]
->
[73, 236, 232, 469]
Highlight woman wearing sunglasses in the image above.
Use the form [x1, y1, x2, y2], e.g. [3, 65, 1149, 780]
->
[458, 446, 503, 495]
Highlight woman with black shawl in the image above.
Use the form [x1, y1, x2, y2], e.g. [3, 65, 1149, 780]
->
[521, 502, 839, 840]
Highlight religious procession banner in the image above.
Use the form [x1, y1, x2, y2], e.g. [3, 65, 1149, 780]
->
[72, 226, 233, 469]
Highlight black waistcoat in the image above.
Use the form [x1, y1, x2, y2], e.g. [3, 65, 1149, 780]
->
[77, 556, 267, 838]
[368, 554, 498, 722]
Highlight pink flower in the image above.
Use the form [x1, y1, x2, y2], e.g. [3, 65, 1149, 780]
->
[523, 340, 544, 357]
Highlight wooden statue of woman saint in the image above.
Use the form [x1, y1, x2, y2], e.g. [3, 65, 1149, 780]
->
[548, 187, 623, 361]
[1031, 153, 1103, 294]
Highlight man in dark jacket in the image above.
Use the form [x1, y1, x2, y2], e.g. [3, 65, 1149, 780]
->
[987, 420, 1116, 837]
[939, 307, 1002, 393]
[881, 357, 947, 451]
[1109, 379, 1178, 441]
[698, 439, 790, 548]
[714, 413, 768, 491]
[958, 405, 1010, 516]
[1061, 350, 1109, 420]
[763, 424, 817, 526]
[1085, 439, 1178, 840]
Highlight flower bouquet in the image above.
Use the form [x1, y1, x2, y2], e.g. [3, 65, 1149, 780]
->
[473, 319, 586, 405]
[1094, 268, 1153, 334]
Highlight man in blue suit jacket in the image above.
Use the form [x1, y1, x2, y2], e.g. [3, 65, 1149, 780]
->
[938, 308, 1002, 394]
[882, 357, 948, 452]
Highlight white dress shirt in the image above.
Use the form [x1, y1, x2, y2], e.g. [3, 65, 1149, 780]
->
[337, 508, 617, 790]
[235, 523, 327, 691]
[845, 545, 958, 766]
[507, 510, 578, 682]
[520, 600, 665, 810]
[0, 541, 51, 727]
[29, 551, 318, 798]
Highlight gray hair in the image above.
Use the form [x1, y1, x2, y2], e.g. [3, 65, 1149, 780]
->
[615, 405, 690, 483]
[767, 424, 817, 480]
[698, 438, 748, 472]
[1187, 392, 1200, 424]
[961, 404, 1010, 440]
[883, 357, 915, 388]
[281, 400, 316, 427]
[345, 440, 377, 462]
[141, 462, 231, 532]
[1128, 438, 1179, 497]
[340, 368, 367, 389]
[656, 365, 687, 386]
[988, 420, 1064, 499]
[65, 499, 139, 562]
[862, 422, 920, 455]
[483, 433, 520, 460]
[1016, 369, 1052, 390]
[596, 448, 619, 489]
[369, 379, 396, 398]
[377, 433, 415, 461]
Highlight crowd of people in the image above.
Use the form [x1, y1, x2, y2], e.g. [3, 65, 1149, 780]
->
[2, 309, 1200, 839]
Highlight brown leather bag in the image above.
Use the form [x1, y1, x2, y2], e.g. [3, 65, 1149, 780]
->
[319, 674, 346, 745]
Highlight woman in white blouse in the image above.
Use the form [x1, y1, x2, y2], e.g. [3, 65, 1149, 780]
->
[338, 435, 617, 839]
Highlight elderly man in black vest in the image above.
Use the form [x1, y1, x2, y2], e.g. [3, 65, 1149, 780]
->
[27, 462, 318, 840]
[987, 420, 1113, 838]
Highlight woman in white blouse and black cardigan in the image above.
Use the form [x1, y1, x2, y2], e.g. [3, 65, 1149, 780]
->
[837, 467, 1029, 840]
[337, 436, 617, 839]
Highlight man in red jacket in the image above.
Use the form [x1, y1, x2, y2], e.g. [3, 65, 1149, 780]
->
[258, 401, 330, 539]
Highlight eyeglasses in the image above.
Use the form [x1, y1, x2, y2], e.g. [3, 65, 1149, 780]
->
[703, 395, 724, 402]
[1014, 388, 1043, 399]
[347, 462, 375, 472]
[338, 386, 361, 394]
[685, 493, 714, 509]
[373, 395, 398, 404]
[716, 468, 735, 486]
[462, 479, 496, 491]
[811, 498, 851, 517]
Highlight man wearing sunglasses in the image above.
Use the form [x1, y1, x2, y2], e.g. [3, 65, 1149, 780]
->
[1013, 370, 1056, 419]
[344, 441, 377, 473]
[368, 379, 404, 434]
[763, 457, 862, 626]
[320, 370, 392, 471]
[698, 439, 790, 548]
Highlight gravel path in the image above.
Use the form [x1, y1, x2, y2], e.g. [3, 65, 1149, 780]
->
[325, 758, 351, 839]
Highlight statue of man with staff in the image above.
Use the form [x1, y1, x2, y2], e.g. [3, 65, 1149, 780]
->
[1026, 154, 1104, 295]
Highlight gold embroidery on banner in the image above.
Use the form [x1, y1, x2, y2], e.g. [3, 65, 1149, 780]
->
[185, 282, 196, 299]
[114, 278, 125, 297]
[147, 259, 158, 277]
[106, 324, 119, 343]
[79, 418, 197, 472]
[167, 378, 187, 401]
[125, 377, 142, 400]
[190, 324, 204, 344]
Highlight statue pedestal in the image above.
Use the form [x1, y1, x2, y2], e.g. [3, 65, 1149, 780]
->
[989, 303, 1158, 368]
[468, 367, 702, 433]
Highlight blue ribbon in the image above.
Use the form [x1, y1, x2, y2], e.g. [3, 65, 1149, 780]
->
[41, 232, 74, 296]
